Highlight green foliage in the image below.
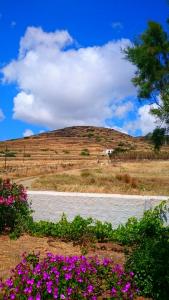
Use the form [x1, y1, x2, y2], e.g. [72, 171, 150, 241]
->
[151, 127, 166, 152]
[126, 229, 169, 299]
[113, 201, 168, 245]
[80, 148, 90, 156]
[29, 201, 168, 247]
[0, 179, 33, 238]
[87, 132, 94, 138]
[93, 220, 113, 242]
[125, 201, 169, 299]
[124, 20, 169, 127]
[95, 136, 101, 142]
[1, 179, 168, 299]
[0, 150, 16, 157]
[30, 214, 94, 243]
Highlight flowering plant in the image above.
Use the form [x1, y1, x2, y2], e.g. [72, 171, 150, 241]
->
[0, 178, 32, 236]
[0, 253, 138, 299]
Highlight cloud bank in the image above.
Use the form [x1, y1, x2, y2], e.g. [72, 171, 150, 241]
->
[2, 26, 157, 135]
[2, 27, 136, 128]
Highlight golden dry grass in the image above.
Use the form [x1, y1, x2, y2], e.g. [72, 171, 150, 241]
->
[0, 125, 156, 179]
[0, 126, 169, 195]
[31, 161, 169, 195]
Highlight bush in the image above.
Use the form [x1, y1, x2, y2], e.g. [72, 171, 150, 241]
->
[124, 202, 169, 299]
[126, 229, 169, 299]
[87, 132, 94, 138]
[0, 253, 138, 299]
[80, 148, 90, 156]
[30, 214, 94, 243]
[0, 178, 33, 238]
[112, 201, 168, 245]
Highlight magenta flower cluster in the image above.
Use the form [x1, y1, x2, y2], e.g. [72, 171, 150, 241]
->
[0, 253, 138, 299]
[0, 179, 27, 207]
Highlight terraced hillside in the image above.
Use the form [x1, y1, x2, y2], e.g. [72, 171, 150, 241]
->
[0, 126, 168, 179]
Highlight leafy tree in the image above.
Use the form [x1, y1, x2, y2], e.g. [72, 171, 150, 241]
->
[124, 21, 169, 128]
[151, 127, 166, 152]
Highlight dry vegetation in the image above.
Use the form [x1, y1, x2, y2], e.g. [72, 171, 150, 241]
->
[0, 126, 168, 195]
[31, 161, 169, 195]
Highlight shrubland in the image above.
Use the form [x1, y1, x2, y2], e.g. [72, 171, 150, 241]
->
[0, 178, 169, 299]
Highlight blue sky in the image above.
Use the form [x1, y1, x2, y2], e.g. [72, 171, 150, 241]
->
[0, 0, 168, 140]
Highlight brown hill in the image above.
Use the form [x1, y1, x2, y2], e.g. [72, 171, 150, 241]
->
[0, 126, 167, 179]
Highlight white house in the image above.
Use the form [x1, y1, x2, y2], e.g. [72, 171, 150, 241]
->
[103, 149, 114, 156]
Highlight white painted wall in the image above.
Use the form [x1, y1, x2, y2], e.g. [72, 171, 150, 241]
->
[28, 191, 169, 228]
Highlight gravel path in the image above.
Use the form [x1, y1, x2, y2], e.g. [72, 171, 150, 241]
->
[28, 191, 168, 228]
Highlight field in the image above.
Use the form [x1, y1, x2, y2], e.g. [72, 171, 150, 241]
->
[0, 126, 169, 195]
[17, 161, 169, 195]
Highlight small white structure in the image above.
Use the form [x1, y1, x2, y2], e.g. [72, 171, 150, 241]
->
[103, 149, 114, 156]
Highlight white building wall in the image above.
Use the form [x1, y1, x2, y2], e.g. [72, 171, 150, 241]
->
[28, 191, 168, 228]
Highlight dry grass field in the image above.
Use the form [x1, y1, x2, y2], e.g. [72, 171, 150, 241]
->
[31, 161, 169, 195]
[0, 126, 168, 195]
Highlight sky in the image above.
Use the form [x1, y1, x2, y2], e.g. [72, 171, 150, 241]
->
[0, 0, 168, 140]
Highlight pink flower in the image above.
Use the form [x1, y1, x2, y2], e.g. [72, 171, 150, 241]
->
[65, 273, 72, 281]
[87, 284, 94, 293]
[111, 287, 117, 295]
[122, 282, 131, 293]
[36, 294, 41, 300]
[5, 278, 13, 288]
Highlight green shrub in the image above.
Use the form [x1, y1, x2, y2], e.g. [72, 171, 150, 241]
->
[95, 136, 101, 142]
[0, 150, 16, 157]
[0, 178, 33, 238]
[87, 132, 94, 138]
[112, 201, 168, 244]
[126, 229, 169, 299]
[81, 169, 91, 177]
[93, 220, 113, 242]
[124, 202, 169, 299]
[80, 148, 90, 156]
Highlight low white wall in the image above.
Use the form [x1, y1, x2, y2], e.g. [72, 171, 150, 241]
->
[28, 191, 168, 228]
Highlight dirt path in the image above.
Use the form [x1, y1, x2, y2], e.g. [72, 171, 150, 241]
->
[15, 176, 38, 189]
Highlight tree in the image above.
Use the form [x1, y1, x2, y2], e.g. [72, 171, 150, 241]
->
[124, 20, 169, 128]
[151, 127, 166, 152]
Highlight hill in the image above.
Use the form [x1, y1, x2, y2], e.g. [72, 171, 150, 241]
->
[0, 125, 168, 179]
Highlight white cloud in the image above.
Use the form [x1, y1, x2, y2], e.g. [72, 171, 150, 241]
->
[112, 101, 134, 118]
[2, 26, 136, 129]
[124, 104, 158, 135]
[0, 109, 5, 121]
[23, 129, 34, 137]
